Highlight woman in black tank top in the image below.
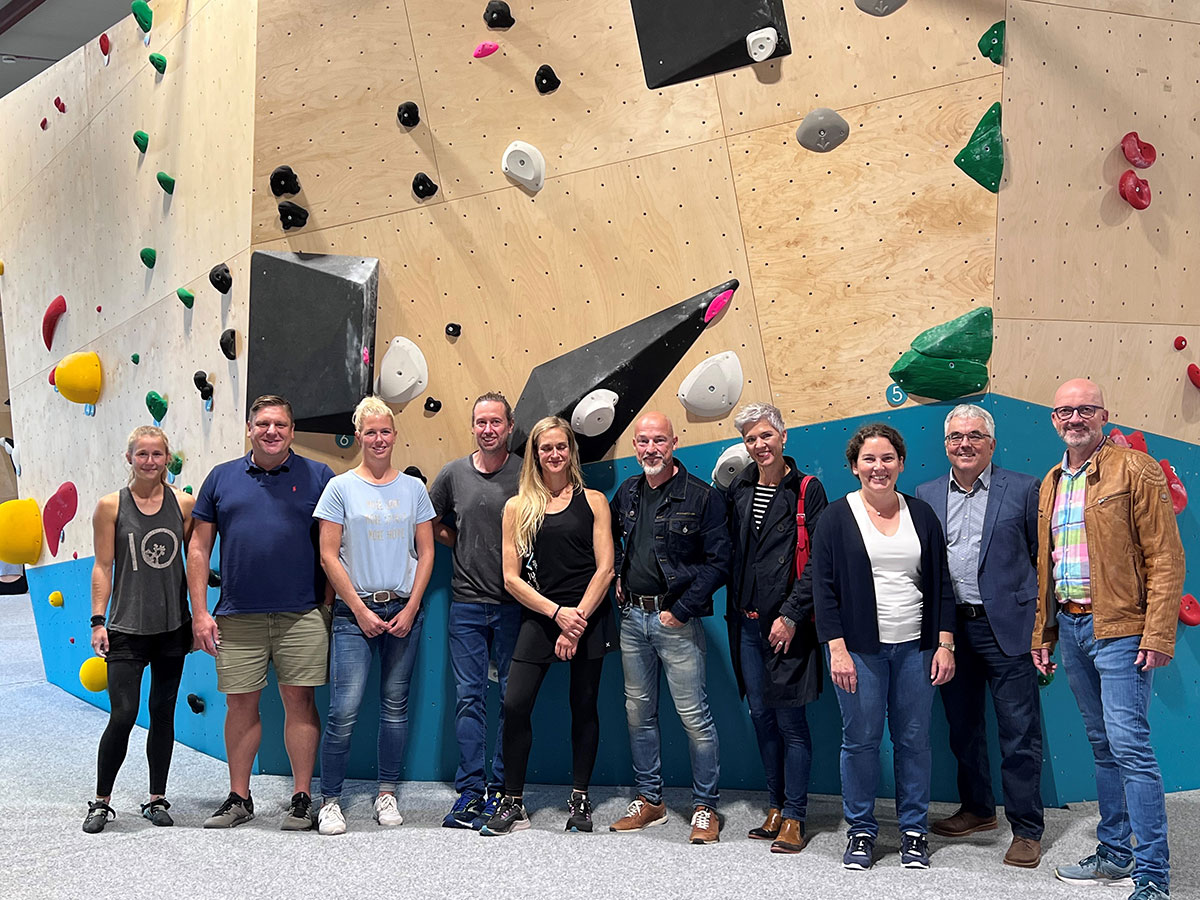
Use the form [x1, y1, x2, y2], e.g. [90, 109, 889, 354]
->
[480, 417, 616, 836]
[82, 426, 196, 834]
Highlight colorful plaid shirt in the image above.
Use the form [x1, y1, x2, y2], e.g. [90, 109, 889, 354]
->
[1051, 441, 1105, 604]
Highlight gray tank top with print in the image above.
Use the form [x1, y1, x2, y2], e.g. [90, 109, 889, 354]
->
[109, 486, 189, 635]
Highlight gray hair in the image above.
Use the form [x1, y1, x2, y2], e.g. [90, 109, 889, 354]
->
[734, 402, 785, 436]
[944, 403, 995, 438]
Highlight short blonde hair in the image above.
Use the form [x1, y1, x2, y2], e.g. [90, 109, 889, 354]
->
[352, 396, 395, 432]
[125, 425, 171, 485]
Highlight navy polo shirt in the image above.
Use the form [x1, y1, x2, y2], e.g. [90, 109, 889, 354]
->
[193, 450, 334, 615]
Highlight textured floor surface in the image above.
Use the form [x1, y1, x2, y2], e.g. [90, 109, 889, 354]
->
[1, 593, 1195, 900]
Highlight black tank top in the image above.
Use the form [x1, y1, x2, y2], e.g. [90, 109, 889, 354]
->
[524, 489, 595, 606]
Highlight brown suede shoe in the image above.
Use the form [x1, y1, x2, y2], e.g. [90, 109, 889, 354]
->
[769, 818, 806, 854]
[748, 808, 782, 840]
[1004, 835, 1042, 868]
[688, 805, 720, 844]
[931, 807, 998, 837]
[609, 795, 667, 832]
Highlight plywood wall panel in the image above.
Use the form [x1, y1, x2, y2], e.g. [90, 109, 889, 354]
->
[715, 0, 1004, 136]
[83, 0, 193, 118]
[1028, 0, 1199, 23]
[730, 76, 1001, 424]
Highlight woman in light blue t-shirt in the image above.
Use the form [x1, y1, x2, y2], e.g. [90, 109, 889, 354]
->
[311, 397, 436, 835]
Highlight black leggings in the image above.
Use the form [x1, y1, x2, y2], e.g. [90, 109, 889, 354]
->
[95, 655, 186, 797]
[502, 655, 605, 796]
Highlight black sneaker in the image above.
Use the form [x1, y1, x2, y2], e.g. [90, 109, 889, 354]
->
[281, 791, 315, 831]
[565, 792, 593, 833]
[479, 796, 530, 836]
[900, 831, 931, 869]
[82, 800, 115, 834]
[203, 791, 255, 828]
[140, 798, 173, 827]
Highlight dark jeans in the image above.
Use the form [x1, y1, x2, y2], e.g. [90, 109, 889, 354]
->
[940, 614, 1045, 839]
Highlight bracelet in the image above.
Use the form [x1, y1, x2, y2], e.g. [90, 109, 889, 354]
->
[938, 640, 955, 653]
[90, 615, 106, 628]
[552, 605, 561, 621]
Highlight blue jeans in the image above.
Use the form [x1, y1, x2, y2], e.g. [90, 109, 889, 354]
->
[448, 600, 521, 796]
[1057, 611, 1169, 888]
[830, 640, 934, 837]
[319, 599, 425, 799]
[740, 623, 811, 821]
[620, 606, 720, 808]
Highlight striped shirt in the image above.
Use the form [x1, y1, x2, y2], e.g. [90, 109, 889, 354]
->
[752, 485, 777, 531]
[1051, 446, 1100, 604]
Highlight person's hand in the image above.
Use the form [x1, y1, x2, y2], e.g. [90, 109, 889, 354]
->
[193, 611, 220, 657]
[91, 625, 109, 657]
[659, 610, 686, 629]
[555, 605, 587, 640]
[1031, 647, 1056, 676]
[615, 578, 626, 607]
[555, 633, 578, 661]
[354, 606, 389, 638]
[768, 617, 795, 654]
[384, 606, 417, 639]
[830, 646, 857, 693]
[1136, 649, 1172, 670]
[931, 647, 955, 685]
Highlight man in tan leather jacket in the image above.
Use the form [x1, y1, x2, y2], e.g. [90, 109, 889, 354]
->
[1031, 379, 1182, 900]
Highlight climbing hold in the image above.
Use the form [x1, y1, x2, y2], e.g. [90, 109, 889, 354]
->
[483, 0, 514, 28]
[570, 389, 619, 437]
[376, 338, 428, 404]
[40, 117, 48, 131]
[1121, 132, 1156, 169]
[146, 391, 168, 422]
[534, 65, 560, 94]
[855, 0, 907, 15]
[412, 172, 439, 199]
[209, 262, 232, 294]
[54, 96, 66, 113]
[270, 165, 301, 197]
[397, 102, 420, 128]
[207, 568, 221, 588]
[278, 200, 309, 230]
[219, 328, 237, 360]
[42, 294, 67, 350]
[0, 498, 42, 564]
[48, 590, 64, 608]
[474, 41, 500, 59]
[133, 130, 149, 153]
[140, 247, 156, 269]
[96, 306, 102, 313]
[156, 171, 175, 194]
[3, 439, 21, 477]
[1108, 427, 1129, 448]
[955, 102, 1003, 193]
[424, 397, 442, 414]
[1181, 594, 1200, 627]
[130, 353, 140, 365]
[131, 0, 152, 32]
[890, 354, 987, 401]
[1174, 336, 1187, 351]
[445, 323, 462, 338]
[704, 289, 733, 323]
[193, 371, 214, 402]
[711, 442, 753, 490]
[745, 26, 778, 63]
[0, 260, 4, 275]
[187, 693, 206, 714]
[80, 657, 108, 693]
[43, 482, 78, 558]
[404, 465, 427, 484]
[1126, 431, 1149, 454]
[1118, 170, 1151, 210]
[912, 307, 993, 362]
[977, 20, 1005, 64]
[176, 288, 194, 309]
[182, 485, 193, 494]
[502, 141, 546, 192]
[1037, 671, 1054, 688]
[148, 52, 166, 74]
[1188, 364, 1200, 390]
[83, 404, 96, 417]
[168, 451, 184, 476]
[49, 368, 57, 386]
[99, 33, 110, 56]
[1160, 460, 1187, 514]
[55, 351, 103, 404]
[677, 351, 744, 417]
[796, 107, 850, 153]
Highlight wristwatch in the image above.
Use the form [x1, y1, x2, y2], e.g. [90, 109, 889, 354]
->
[90, 615, 106, 628]
[938, 640, 955, 653]
[780, 615, 796, 630]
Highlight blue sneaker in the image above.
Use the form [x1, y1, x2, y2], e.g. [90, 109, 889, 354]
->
[900, 831, 931, 869]
[1128, 879, 1170, 900]
[442, 792, 483, 829]
[472, 791, 503, 831]
[1055, 848, 1135, 885]
[842, 832, 875, 870]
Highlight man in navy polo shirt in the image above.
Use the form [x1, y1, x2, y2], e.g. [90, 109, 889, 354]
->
[188, 395, 334, 831]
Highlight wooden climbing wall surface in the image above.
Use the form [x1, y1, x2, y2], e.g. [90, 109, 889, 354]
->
[992, 0, 1200, 442]
[0, 328, 14, 503]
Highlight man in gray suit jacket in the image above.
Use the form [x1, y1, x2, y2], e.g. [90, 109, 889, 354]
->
[916, 403, 1044, 868]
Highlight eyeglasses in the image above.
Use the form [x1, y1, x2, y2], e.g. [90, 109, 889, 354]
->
[1051, 405, 1104, 421]
[945, 431, 990, 446]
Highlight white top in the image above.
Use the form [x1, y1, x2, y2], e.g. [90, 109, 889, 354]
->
[847, 491, 923, 644]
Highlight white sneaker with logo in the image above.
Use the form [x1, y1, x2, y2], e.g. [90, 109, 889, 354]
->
[374, 793, 404, 827]
[318, 800, 346, 835]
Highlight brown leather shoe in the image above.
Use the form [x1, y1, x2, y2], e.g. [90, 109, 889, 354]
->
[688, 805, 720, 844]
[1004, 835, 1042, 868]
[931, 807, 998, 837]
[748, 808, 782, 840]
[609, 795, 667, 832]
[769, 817, 806, 853]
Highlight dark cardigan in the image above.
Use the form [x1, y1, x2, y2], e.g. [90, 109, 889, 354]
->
[812, 492, 955, 654]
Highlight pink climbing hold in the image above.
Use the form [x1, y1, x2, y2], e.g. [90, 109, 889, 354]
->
[1188, 363, 1200, 390]
[99, 33, 110, 56]
[42, 294, 67, 350]
[474, 41, 499, 58]
[704, 289, 734, 324]
[1159, 459, 1187, 514]
[43, 481, 78, 558]
[1175, 336, 1188, 351]
[1121, 131, 1156, 169]
[362, 346, 371, 366]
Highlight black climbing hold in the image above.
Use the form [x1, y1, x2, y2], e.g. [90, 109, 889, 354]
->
[193, 371, 214, 402]
[209, 263, 232, 294]
[412, 172, 439, 199]
[424, 396, 442, 413]
[219, 328, 237, 360]
[207, 568, 221, 587]
[397, 101, 420, 128]
[186, 693, 205, 714]
[270, 165, 301, 197]
[445, 322, 462, 337]
[403, 465, 427, 484]
[483, 0, 514, 28]
[278, 200, 309, 230]
[535, 64, 561, 94]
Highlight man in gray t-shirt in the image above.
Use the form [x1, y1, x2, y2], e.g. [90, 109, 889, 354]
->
[428, 392, 521, 830]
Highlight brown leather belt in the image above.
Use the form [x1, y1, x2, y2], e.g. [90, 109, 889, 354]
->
[628, 593, 669, 612]
[1060, 600, 1092, 616]
[360, 590, 409, 605]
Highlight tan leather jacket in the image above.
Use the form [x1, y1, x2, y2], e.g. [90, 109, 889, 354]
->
[1033, 440, 1184, 656]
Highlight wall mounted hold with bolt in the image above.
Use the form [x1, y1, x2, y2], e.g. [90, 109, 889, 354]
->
[474, 42, 499, 59]
[977, 20, 1005, 63]
[1118, 170, 1151, 209]
[855, 0, 907, 15]
[677, 351, 744, 417]
[148, 53, 167, 75]
[43, 482, 78, 557]
[177, 288, 194, 309]
[278, 201, 309, 229]
[55, 351, 103, 404]
[1121, 132, 1156, 169]
[424, 397, 442, 414]
[156, 172, 175, 194]
[570, 389, 619, 437]
[502, 141, 546, 192]
[133, 130, 149, 153]
[140, 248, 156, 269]
[711, 442, 753, 490]
[131, 0, 152, 32]
[397, 102, 420, 128]
[745, 27, 778, 63]
[412, 173, 439, 199]
[484, 0, 514, 28]
[193, 372, 214, 402]
[0, 498, 42, 565]
[445, 323, 461, 338]
[270, 166, 301, 196]
[796, 108, 849, 153]
[42, 295, 67, 350]
[955, 102, 1003, 193]
[209, 263, 232, 293]
[534, 65, 560, 94]
[375, 336, 429, 403]
[220, 329, 237, 360]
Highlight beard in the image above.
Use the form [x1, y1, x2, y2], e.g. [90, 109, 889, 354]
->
[641, 460, 666, 477]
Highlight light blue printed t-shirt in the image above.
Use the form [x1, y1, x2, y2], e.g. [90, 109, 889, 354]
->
[313, 470, 436, 597]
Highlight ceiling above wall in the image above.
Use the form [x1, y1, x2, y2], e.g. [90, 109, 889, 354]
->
[0, 0, 130, 98]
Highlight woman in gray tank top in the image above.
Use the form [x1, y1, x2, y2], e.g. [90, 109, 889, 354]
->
[82, 426, 195, 834]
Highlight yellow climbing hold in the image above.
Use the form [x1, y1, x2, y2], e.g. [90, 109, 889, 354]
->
[55, 351, 103, 404]
[49, 590, 64, 607]
[0, 498, 43, 564]
[80, 656, 109, 692]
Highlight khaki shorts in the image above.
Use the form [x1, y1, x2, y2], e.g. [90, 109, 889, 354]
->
[215, 606, 331, 693]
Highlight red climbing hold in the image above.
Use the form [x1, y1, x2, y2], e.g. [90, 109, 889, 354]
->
[1159, 459, 1187, 514]
[1126, 431, 1149, 454]
[99, 33, 110, 56]
[96, 305, 102, 313]
[54, 96, 65, 113]
[40, 117, 48, 131]
[48, 368, 56, 386]
[1118, 170, 1151, 210]
[1108, 427, 1129, 448]
[1188, 363, 1200, 390]
[704, 289, 734, 324]
[474, 41, 499, 58]
[43, 481, 78, 558]
[1121, 132, 1156, 169]
[42, 295, 67, 350]
[1181, 594, 1200, 627]
[1175, 336, 1188, 351]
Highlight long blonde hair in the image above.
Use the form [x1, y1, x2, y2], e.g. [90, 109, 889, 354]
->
[512, 416, 585, 559]
[125, 425, 171, 485]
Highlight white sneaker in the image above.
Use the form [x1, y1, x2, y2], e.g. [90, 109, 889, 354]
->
[317, 800, 346, 835]
[374, 793, 404, 827]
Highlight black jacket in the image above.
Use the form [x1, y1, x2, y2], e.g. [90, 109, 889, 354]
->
[725, 458, 828, 707]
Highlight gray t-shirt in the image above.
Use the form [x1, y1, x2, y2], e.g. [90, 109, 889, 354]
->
[429, 452, 520, 604]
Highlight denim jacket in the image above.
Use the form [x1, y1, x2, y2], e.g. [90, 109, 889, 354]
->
[610, 461, 731, 622]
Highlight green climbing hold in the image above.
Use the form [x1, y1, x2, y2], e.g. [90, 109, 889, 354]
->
[1037, 671, 1054, 687]
[177, 288, 195, 309]
[149, 52, 167, 75]
[133, 130, 149, 154]
[168, 451, 184, 476]
[140, 247, 156, 269]
[889, 352, 988, 401]
[146, 391, 168, 422]
[182, 485, 193, 494]
[157, 172, 175, 194]
[955, 102, 1003, 193]
[131, 0, 153, 32]
[130, 353, 140, 364]
[978, 20, 1005, 65]
[911, 307, 993, 363]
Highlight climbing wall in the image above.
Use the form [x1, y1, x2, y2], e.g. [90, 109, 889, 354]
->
[0, 331, 14, 503]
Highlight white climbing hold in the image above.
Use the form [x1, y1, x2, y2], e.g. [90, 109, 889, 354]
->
[677, 351, 744, 417]
[374, 336, 428, 404]
[570, 389, 619, 437]
[711, 442, 752, 490]
[502, 140, 546, 192]
[2, 438, 19, 477]
[746, 27, 778, 63]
